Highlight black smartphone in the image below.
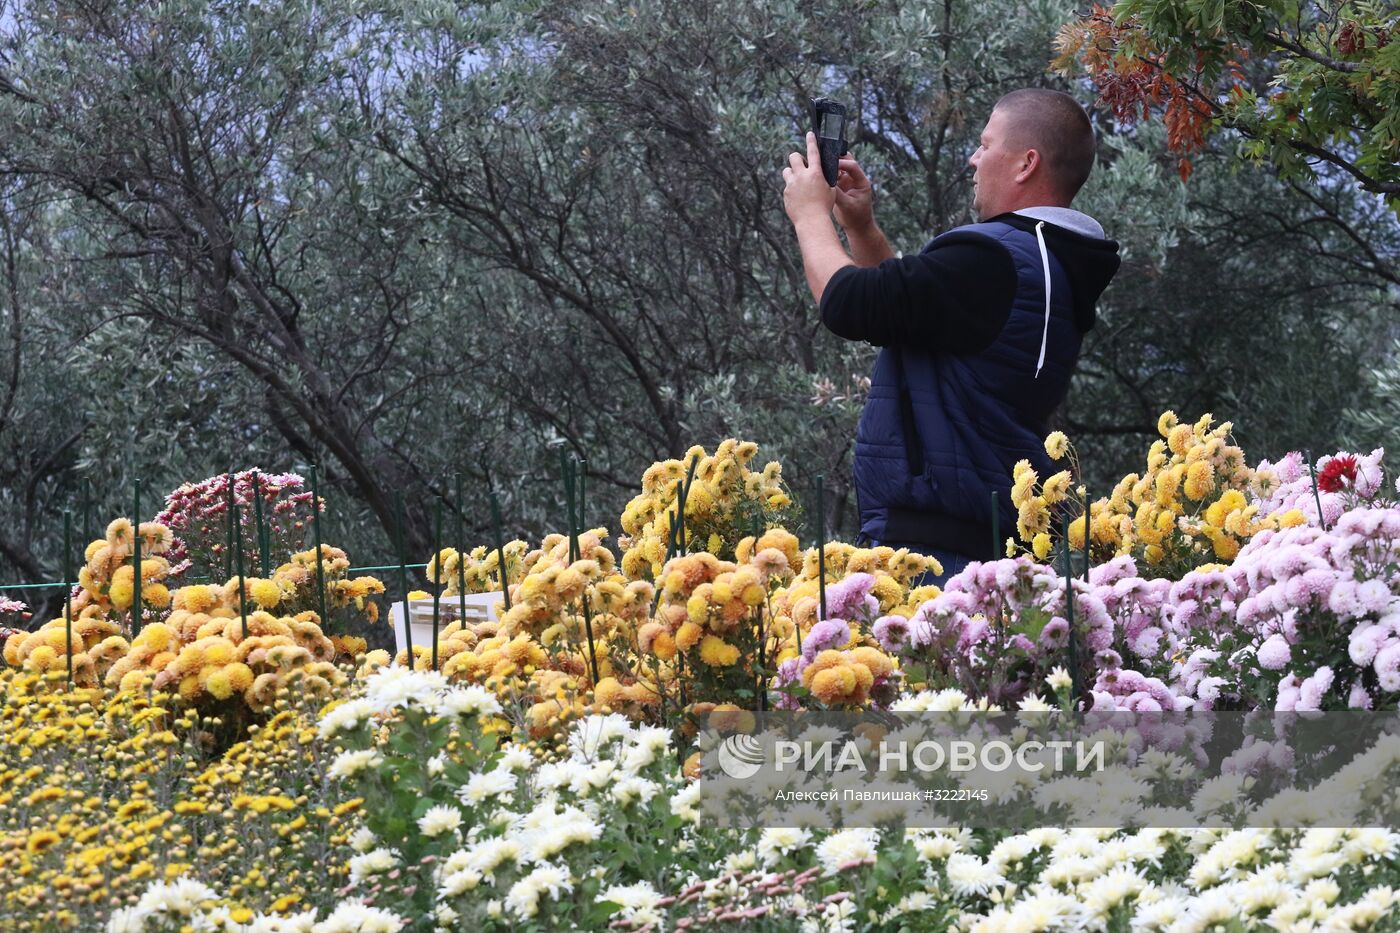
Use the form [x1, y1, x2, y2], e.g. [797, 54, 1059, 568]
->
[810, 98, 849, 187]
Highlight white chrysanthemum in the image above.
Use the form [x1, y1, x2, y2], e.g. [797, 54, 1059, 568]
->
[1080, 865, 1146, 918]
[105, 906, 145, 933]
[913, 831, 962, 862]
[599, 880, 664, 925]
[1017, 693, 1056, 712]
[633, 724, 673, 754]
[504, 862, 573, 920]
[439, 868, 482, 898]
[133, 876, 219, 917]
[944, 852, 1004, 896]
[568, 713, 632, 760]
[347, 848, 400, 886]
[887, 891, 934, 918]
[609, 775, 660, 806]
[426, 753, 446, 777]
[723, 849, 757, 872]
[349, 827, 377, 853]
[533, 761, 573, 792]
[436, 684, 502, 719]
[801, 898, 857, 933]
[362, 665, 448, 714]
[459, 768, 517, 805]
[1342, 828, 1400, 863]
[757, 827, 811, 865]
[417, 804, 462, 838]
[987, 834, 1037, 871]
[568, 759, 618, 795]
[451, 837, 521, 881]
[815, 828, 879, 875]
[1131, 894, 1185, 931]
[329, 749, 383, 781]
[1045, 666, 1073, 691]
[671, 782, 703, 823]
[518, 808, 603, 862]
[497, 745, 534, 771]
[309, 899, 408, 933]
[317, 698, 377, 738]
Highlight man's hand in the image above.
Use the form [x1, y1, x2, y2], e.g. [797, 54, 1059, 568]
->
[782, 132, 835, 224]
[833, 157, 875, 231]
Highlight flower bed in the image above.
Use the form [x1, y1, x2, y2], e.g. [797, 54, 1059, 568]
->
[2, 419, 1398, 930]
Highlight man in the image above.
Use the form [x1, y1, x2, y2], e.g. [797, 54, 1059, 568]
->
[782, 88, 1121, 583]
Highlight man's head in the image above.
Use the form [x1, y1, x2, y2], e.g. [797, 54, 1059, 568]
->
[969, 89, 1096, 219]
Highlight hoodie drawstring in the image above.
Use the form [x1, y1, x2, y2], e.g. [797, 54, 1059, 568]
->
[1034, 221, 1052, 379]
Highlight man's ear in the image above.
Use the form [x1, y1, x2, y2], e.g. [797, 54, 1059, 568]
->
[1013, 148, 1042, 185]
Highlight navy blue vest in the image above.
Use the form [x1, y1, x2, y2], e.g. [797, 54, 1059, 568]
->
[853, 220, 1081, 555]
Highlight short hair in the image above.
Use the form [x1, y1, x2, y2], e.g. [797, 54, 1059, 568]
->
[992, 89, 1096, 199]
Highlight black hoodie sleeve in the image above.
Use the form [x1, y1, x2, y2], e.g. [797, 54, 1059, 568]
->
[818, 234, 1016, 354]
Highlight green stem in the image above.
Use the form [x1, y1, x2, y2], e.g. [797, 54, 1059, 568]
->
[456, 473, 469, 627]
[1306, 448, 1329, 532]
[252, 470, 270, 578]
[132, 478, 143, 636]
[64, 510, 73, 687]
[394, 491, 414, 668]
[232, 487, 248, 641]
[489, 491, 511, 612]
[815, 475, 827, 623]
[431, 498, 442, 672]
[224, 470, 236, 581]
[1061, 514, 1081, 707]
[308, 464, 330, 635]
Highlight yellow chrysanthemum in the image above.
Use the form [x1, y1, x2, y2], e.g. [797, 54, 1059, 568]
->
[1157, 410, 1178, 438]
[249, 579, 282, 610]
[1043, 432, 1069, 461]
[1017, 496, 1051, 538]
[1042, 471, 1073, 505]
[1184, 461, 1215, 501]
[1031, 533, 1053, 560]
[675, 621, 703, 651]
[1167, 424, 1194, 457]
[1067, 514, 1086, 551]
[698, 635, 739, 667]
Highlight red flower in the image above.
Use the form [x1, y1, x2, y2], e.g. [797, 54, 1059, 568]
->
[1317, 454, 1358, 493]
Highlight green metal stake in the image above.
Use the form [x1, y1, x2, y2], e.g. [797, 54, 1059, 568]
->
[252, 470, 270, 578]
[673, 480, 686, 554]
[576, 466, 599, 685]
[815, 475, 827, 622]
[64, 510, 74, 687]
[455, 473, 470, 627]
[1082, 487, 1091, 584]
[132, 478, 143, 636]
[753, 511, 767, 713]
[308, 465, 330, 634]
[578, 458, 587, 532]
[430, 498, 442, 671]
[394, 492, 415, 668]
[489, 490, 511, 612]
[564, 456, 600, 685]
[224, 470, 236, 581]
[1061, 513, 1081, 707]
[1305, 449, 1328, 532]
[231, 487, 248, 641]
